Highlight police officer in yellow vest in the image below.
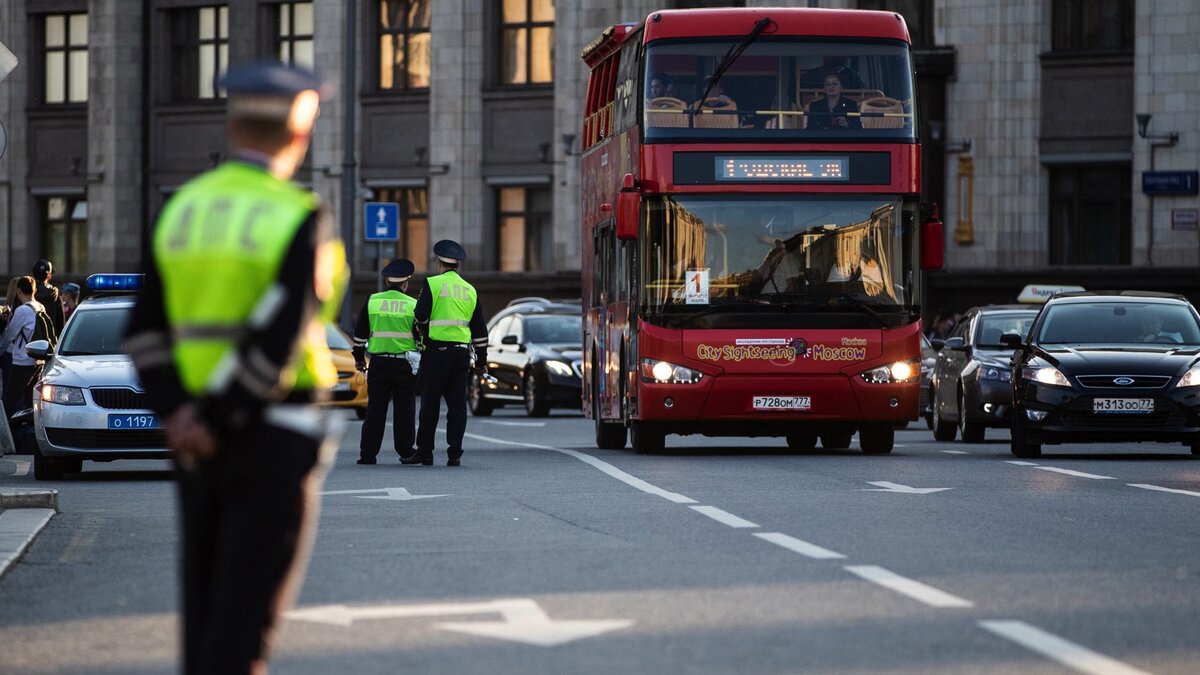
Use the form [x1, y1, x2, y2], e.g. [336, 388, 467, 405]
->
[407, 239, 489, 466]
[124, 61, 345, 674]
[353, 258, 419, 464]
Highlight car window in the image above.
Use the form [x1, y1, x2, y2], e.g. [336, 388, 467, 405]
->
[490, 316, 513, 345]
[1037, 302, 1200, 345]
[952, 314, 972, 340]
[976, 313, 1036, 347]
[58, 306, 131, 356]
[524, 315, 583, 344]
[326, 323, 353, 350]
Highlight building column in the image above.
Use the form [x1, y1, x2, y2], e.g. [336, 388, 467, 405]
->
[429, 0, 484, 267]
[87, 0, 144, 272]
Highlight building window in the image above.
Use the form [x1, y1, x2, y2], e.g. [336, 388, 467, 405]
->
[44, 197, 88, 273]
[169, 5, 229, 101]
[42, 13, 89, 104]
[276, 2, 314, 69]
[497, 186, 552, 271]
[1052, 0, 1134, 52]
[377, 0, 431, 90]
[1049, 165, 1131, 265]
[499, 0, 555, 85]
[363, 188, 429, 272]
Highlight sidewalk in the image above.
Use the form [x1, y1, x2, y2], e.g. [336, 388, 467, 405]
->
[0, 489, 59, 581]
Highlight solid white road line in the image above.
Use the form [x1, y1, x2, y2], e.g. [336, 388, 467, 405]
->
[1033, 467, 1115, 480]
[844, 565, 974, 608]
[462, 431, 697, 504]
[753, 532, 845, 560]
[1006, 460, 1039, 466]
[941, 450, 970, 455]
[480, 421, 547, 427]
[1128, 483, 1200, 498]
[979, 620, 1150, 675]
[689, 505, 759, 529]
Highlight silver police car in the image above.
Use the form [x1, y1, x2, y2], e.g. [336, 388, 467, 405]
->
[26, 275, 168, 480]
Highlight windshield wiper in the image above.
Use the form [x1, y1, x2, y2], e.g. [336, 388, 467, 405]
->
[666, 299, 773, 328]
[696, 17, 773, 109]
[820, 293, 890, 328]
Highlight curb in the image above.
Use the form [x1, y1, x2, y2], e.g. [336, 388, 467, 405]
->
[0, 490, 60, 582]
[0, 489, 59, 511]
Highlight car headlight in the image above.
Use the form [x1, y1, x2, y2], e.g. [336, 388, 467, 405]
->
[1178, 365, 1200, 388]
[859, 360, 920, 384]
[980, 366, 1012, 382]
[640, 358, 703, 384]
[1021, 366, 1070, 387]
[40, 384, 86, 405]
[545, 360, 574, 377]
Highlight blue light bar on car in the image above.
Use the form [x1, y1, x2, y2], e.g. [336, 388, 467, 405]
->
[85, 274, 144, 292]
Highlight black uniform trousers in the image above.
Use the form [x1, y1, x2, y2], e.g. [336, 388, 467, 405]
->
[416, 344, 470, 461]
[359, 355, 416, 460]
[177, 413, 326, 675]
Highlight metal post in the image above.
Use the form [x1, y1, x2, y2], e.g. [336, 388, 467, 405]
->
[339, 0, 358, 330]
[377, 240, 383, 292]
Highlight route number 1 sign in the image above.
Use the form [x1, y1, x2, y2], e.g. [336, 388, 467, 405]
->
[686, 269, 709, 305]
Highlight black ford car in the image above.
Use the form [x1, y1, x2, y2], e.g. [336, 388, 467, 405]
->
[1004, 291, 1200, 457]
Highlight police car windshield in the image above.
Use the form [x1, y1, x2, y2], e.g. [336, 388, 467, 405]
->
[58, 307, 131, 356]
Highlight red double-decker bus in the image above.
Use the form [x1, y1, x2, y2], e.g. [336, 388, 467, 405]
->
[580, 8, 944, 454]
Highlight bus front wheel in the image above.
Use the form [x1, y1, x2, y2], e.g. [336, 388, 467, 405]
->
[631, 423, 665, 454]
[858, 423, 895, 454]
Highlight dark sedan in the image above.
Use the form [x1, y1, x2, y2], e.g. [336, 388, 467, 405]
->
[931, 305, 1038, 442]
[1005, 291, 1200, 457]
[469, 307, 583, 417]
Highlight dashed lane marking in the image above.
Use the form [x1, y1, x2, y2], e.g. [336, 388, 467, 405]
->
[753, 532, 845, 560]
[1006, 461, 1114, 480]
[689, 505, 759, 528]
[1128, 483, 1200, 498]
[844, 565, 974, 608]
[979, 620, 1150, 675]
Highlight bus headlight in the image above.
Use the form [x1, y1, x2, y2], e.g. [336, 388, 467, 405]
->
[640, 359, 703, 384]
[859, 360, 919, 384]
[41, 384, 86, 405]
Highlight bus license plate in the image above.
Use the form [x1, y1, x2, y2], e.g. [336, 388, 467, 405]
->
[753, 396, 811, 411]
[107, 414, 161, 429]
[1092, 398, 1154, 414]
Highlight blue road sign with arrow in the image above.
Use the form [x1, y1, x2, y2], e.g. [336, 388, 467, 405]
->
[364, 202, 399, 241]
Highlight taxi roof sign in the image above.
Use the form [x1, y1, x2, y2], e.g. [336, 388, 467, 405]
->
[1017, 284, 1085, 304]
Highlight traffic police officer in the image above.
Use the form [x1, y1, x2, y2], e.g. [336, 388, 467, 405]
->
[124, 61, 345, 674]
[353, 259, 420, 464]
[408, 239, 488, 466]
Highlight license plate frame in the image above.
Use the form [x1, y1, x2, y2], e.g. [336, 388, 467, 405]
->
[1092, 397, 1154, 414]
[753, 395, 811, 411]
[107, 413, 161, 429]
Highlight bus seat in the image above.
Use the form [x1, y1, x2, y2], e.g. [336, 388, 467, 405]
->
[692, 98, 739, 128]
[646, 96, 689, 128]
[859, 96, 905, 129]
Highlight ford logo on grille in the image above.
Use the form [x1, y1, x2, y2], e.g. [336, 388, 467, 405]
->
[1112, 377, 1135, 386]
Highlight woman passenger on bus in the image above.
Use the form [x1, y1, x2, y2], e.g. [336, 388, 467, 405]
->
[806, 71, 861, 130]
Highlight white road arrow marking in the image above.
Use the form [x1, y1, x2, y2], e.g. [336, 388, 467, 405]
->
[286, 598, 632, 647]
[319, 487, 449, 500]
[863, 481, 952, 494]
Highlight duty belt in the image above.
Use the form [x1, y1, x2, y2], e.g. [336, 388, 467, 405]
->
[370, 352, 418, 358]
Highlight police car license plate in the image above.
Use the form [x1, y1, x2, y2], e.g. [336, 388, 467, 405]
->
[753, 396, 811, 411]
[107, 414, 160, 429]
[1092, 398, 1154, 414]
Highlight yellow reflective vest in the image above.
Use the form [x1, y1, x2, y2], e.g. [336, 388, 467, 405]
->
[426, 271, 476, 343]
[367, 290, 418, 353]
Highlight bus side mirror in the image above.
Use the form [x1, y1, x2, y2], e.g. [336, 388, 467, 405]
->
[920, 203, 944, 270]
[616, 173, 640, 241]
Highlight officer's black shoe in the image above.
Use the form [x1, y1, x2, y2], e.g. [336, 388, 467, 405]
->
[356, 457, 376, 465]
[400, 454, 433, 466]
[447, 458, 461, 467]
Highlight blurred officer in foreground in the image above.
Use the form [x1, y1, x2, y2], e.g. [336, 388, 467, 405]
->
[32, 259, 65, 334]
[353, 258, 419, 464]
[124, 61, 346, 674]
[408, 239, 488, 466]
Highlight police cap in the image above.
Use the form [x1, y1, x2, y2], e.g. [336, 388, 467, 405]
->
[382, 259, 415, 283]
[218, 61, 333, 133]
[32, 259, 53, 276]
[433, 239, 467, 264]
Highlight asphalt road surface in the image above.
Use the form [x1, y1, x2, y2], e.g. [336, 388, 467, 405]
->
[1, 406, 1198, 674]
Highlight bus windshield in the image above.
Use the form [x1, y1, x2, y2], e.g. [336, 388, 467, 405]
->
[643, 38, 915, 141]
[641, 195, 914, 322]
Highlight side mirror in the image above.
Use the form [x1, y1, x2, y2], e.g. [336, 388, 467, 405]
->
[616, 173, 640, 241]
[501, 335, 520, 346]
[24, 339, 52, 361]
[920, 203, 944, 270]
[944, 336, 967, 351]
[929, 337, 946, 351]
[1000, 333, 1022, 348]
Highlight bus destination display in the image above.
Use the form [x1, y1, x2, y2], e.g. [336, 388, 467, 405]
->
[716, 156, 848, 182]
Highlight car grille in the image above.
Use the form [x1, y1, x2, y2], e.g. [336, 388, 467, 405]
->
[46, 428, 167, 449]
[1076, 375, 1171, 389]
[91, 388, 153, 409]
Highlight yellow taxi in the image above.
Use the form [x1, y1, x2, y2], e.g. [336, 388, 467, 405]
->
[325, 323, 368, 419]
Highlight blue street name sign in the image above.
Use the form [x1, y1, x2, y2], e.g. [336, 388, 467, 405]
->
[1142, 170, 1199, 196]
[364, 202, 399, 241]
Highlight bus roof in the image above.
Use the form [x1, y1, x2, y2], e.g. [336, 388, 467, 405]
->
[583, 7, 910, 65]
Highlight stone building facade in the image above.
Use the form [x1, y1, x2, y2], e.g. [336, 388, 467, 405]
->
[0, 0, 1197, 313]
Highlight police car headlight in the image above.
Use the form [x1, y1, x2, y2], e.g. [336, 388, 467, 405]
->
[1177, 365, 1200, 388]
[859, 360, 919, 384]
[640, 359, 703, 384]
[41, 384, 85, 405]
[1022, 366, 1070, 387]
[980, 366, 1012, 382]
[545, 360, 574, 377]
